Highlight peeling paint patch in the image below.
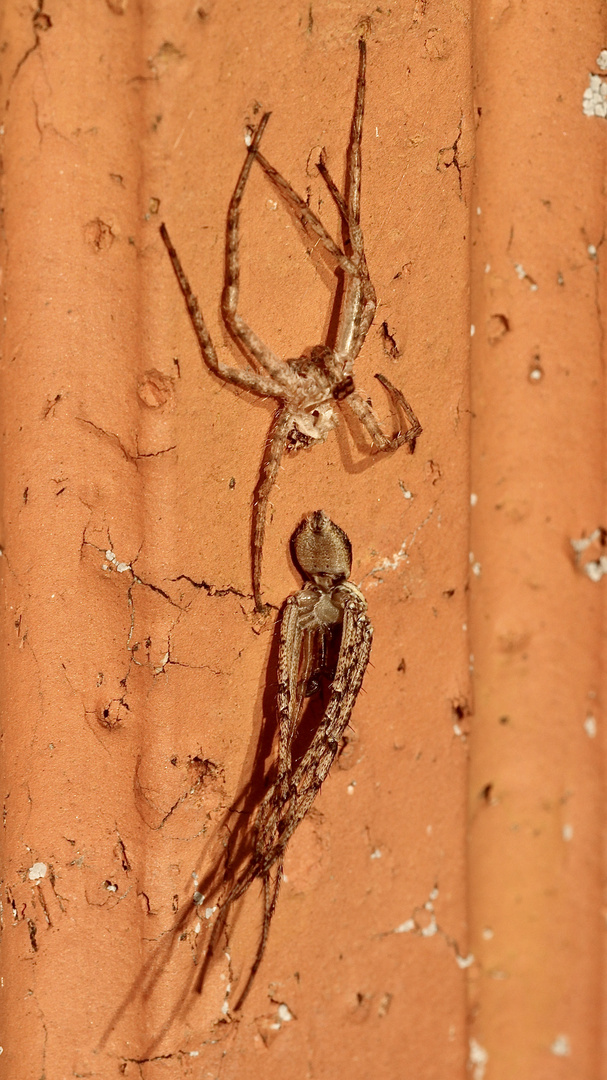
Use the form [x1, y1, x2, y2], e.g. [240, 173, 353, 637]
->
[365, 507, 435, 586]
[550, 1034, 571, 1057]
[385, 883, 474, 969]
[570, 527, 607, 580]
[469, 1037, 489, 1080]
[514, 262, 538, 290]
[584, 715, 597, 738]
[583, 63, 607, 116]
[28, 862, 47, 881]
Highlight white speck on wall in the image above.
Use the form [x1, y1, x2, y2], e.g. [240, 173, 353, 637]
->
[514, 263, 538, 289]
[476, 206, 481, 215]
[456, 952, 475, 969]
[550, 1034, 571, 1057]
[277, 1003, 294, 1022]
[588, 244, 597, 257]
[347, 782, 356, 795]
[484, 263, 491, 273]
[28, 862, 47, 881]
[583, 72, 607, 116]
[584, 715, 597, 738]
[370, 848, 382, 859]
[394, 918, 416, 934]
[471, 562, 481, 577]
[470, 323, 475, 336]
[562, 823, 573, 841]
[469, 1037, 489, 1080]
[194, 921, 201, 934]
[470, 492, 478, 506]
[482, 926, 494, 940]
[585, 556, 607, 582]
[205, 906, 217, 919]
[571, 531, 598, 553]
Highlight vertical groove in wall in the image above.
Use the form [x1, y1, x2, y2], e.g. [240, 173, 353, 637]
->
[0, 2, 150, 1074]
[468, 4, 606, 1077]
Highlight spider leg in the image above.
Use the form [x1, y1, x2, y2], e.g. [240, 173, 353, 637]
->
[233, 862, 283, 1010]
[254, 148, 361, 280]
[333, 37, 377, 367]
[160, 223, 284, 398]
[252, 405, 293, 610]
[346, 375, 423, 452]
[277, 594, 306, 782]
[205, 593, 372, 1001]
[316, 150, 372, 294]
[222, 116, 294, 385]
[276, 601, 373, 853]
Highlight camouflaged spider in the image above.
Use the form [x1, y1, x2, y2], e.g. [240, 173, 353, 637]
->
[160, 39, 421, 610]
[203, 510, 373, 1009]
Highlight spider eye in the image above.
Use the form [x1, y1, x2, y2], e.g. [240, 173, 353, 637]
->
[312, 409, 320, 419]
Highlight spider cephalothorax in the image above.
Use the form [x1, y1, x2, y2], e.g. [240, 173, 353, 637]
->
[161, 38, 422, 609]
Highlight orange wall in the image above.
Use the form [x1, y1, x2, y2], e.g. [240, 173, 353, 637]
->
[0, 1, 602, 1078]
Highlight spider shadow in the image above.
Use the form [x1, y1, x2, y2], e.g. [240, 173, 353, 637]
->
[97, 608, 288, 1056]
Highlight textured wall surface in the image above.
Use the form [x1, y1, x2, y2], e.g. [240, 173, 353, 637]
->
[0, 1, 602, 1078]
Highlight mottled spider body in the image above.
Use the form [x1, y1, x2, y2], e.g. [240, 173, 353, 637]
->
[202, 511, 373, 1009]
[161, 38, 421, 609]
[281, 345, 352, 447]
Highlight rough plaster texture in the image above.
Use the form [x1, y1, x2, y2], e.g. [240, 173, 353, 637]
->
[2, 0, 603, 1079]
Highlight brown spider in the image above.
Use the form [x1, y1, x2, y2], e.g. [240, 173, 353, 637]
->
[201, 510, 373, 1009]
[160, 39, 421, 609]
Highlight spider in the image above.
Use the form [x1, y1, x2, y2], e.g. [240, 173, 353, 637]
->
[160, 38, 421, 610]
[201, 510, 373, 1009]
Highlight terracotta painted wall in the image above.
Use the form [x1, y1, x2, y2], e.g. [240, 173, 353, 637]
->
[468, 3, 607, 1079]
[0, 1, 602, 1078]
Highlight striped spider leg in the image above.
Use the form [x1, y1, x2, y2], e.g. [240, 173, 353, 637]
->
[160, 38, 421, 610]
[203, 511, 373, 1009]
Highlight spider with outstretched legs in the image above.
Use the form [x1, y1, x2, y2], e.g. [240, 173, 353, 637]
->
[161, 38, 422, 609]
